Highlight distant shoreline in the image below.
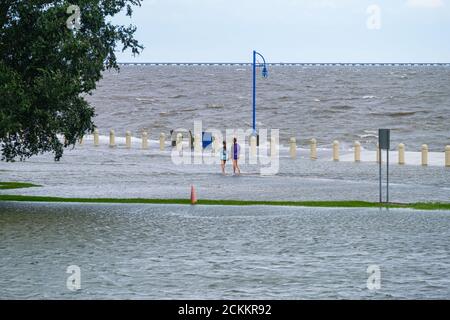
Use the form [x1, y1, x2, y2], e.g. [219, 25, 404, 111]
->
[117, 62, 450, 67]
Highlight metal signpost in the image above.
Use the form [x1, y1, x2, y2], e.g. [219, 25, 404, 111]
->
[378, 129, 390, 204]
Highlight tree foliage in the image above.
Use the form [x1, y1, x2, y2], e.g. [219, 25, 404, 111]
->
[0, 0, 142, 161]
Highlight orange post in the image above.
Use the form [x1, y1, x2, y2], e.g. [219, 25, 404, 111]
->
[190, 185, 197, 205]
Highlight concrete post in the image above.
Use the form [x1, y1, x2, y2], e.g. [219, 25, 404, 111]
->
[109, 130, 116, 148]
[398, 143, 405, 165]
[332, 140, 339, 161]
[94, 129, 99, 146]
[421, 144, 428, 166]
[270, 136, 277, 157]
[250, 135, 257, 157]
[310, 138, 317, 160]
[354, 141, 361, 162]
[194, 134, 202, 153]
[211, 135, 217, 153]
[289, 137, 297, 159]
[188, 133, 192, 150]
[159, 133, 165, 151]
[211, 135, 217, 156]
[141, 131, 148, 149]
[176, 133, 183, 152]
[126, 131, 131, 149]
[445, 145, 450, 167]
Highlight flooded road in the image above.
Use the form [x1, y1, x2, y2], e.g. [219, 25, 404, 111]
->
[1, 202, 449, 299]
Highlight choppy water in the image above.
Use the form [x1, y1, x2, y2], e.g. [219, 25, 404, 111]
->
[2, 65, 450, 300]
[0, 202, 449, 299]
[88, 65, 450, 151]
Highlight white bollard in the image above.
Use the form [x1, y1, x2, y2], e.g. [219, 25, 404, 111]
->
[141, 131, 148, 149]
[310, 138, 317, 160]
[159, 133, 165, 151]
[211, 136, 217, 156]
[421, 144, 428, 166]
[354, 141, 361, 162]
[94, 129, 99, 146]
[194, 134, 202, 153]
[398, 143, 405, 165]
[176, 133, 183, 152]
[289, 137, 297, 159]
[109, 129, 116, 148]
[250, 135, 257, 157]
[445, 145, 450, 167]
[211, 135, 217, 153]
[332, 140, 339, 161]
[126, 131, 131, 149]
[270, 136, 277, 158]
[217, 136, 221, 152]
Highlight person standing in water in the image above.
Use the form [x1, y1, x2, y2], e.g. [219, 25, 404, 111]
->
[189, 130, 194, 151]
[219, 141, 228, 175]
[232, 137, 241, 175]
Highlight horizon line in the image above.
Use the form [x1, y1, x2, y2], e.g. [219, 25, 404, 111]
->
[117, 62, 450, 66]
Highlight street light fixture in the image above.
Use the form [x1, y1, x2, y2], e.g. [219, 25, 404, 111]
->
[252, 50, 268, 135]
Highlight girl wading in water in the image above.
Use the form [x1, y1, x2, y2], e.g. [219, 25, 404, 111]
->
[220, 141, 228, 175]
[232, 137, 241, 175]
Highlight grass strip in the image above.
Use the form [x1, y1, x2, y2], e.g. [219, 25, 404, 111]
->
[0, 194, 449, 210]
[0, 182, 41, 190]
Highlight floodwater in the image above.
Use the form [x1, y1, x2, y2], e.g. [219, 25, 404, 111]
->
[1, 202, 449, 299]
[1, 141, 449, 203]
[1, 64, 449, 300]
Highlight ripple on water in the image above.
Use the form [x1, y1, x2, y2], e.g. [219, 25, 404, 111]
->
[0, 202, 449, 299]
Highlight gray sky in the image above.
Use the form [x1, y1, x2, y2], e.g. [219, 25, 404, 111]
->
[113, 0, 450, 63]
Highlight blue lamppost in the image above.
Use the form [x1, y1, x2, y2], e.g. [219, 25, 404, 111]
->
[252, 50, 268, 135]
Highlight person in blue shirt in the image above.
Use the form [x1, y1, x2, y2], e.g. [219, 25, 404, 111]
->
[232, 137, 241, 175]
[219, 141, 228, 175]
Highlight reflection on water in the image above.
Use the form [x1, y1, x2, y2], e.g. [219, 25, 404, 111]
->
[0, 202, 449, 299]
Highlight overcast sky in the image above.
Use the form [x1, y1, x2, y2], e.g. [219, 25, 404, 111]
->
[112, 0, 450, 63]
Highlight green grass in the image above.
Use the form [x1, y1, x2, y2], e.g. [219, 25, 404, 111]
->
[0, 182, 40, 190]
[0, 194, 449, 210]
[408, 202, 450, 211]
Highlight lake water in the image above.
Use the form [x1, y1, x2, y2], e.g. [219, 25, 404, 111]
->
[88, 65, 450, 151]
[1, 202, 449, 299]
